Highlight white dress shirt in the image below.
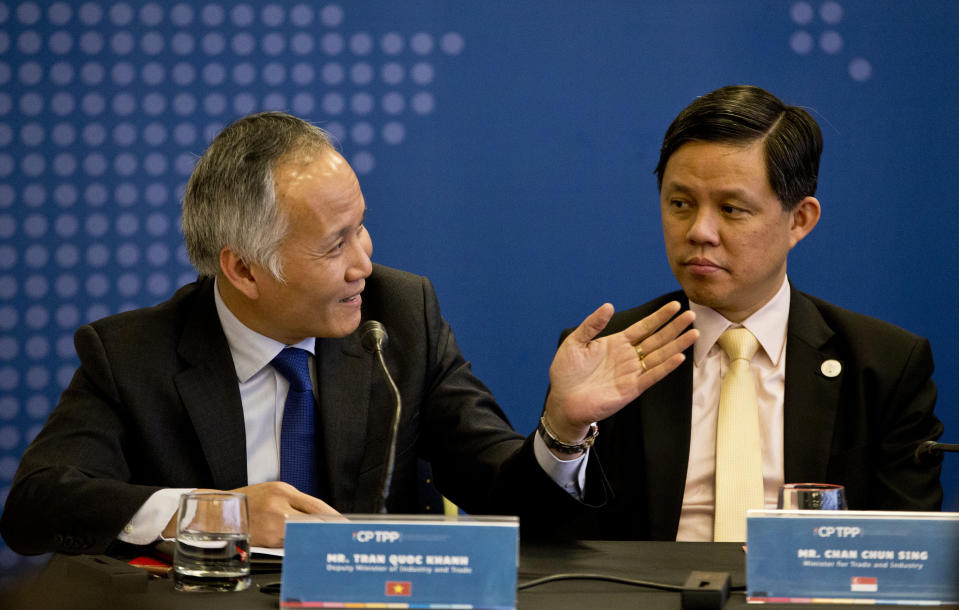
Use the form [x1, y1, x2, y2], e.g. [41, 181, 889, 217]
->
[534, 428, 588, 495]
[676, 276, 790, 541]
[118, 279, 313, 544]
[213, 280, 316, 486]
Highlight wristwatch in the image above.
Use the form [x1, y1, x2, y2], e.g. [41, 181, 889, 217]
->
[537, 416, 599, 454]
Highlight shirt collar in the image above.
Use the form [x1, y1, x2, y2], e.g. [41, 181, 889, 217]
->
[689, 275, 791, 367]
[213, 277, 316, 383]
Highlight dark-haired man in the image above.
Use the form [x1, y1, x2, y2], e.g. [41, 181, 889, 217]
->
[542, 85, 943, 542]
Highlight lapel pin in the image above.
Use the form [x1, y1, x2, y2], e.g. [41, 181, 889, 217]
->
[820, 359, 842, 378]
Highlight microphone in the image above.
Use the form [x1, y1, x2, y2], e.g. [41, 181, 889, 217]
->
[360, 320, 388, 353]
[359, 320, 402, 514]
[913, 440, 959, 465]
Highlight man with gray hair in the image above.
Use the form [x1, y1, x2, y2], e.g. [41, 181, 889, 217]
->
[1, 111, 696, 554]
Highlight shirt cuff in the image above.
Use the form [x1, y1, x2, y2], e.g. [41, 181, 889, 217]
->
[116, 488, 193, 546]
[533, 431, 588, 499]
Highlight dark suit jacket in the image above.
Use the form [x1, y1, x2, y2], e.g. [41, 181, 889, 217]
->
[564, 286, 944, 540]
[0, 264, 560, 555]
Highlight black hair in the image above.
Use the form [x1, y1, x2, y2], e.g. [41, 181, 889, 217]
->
[654, 85, 822, 210]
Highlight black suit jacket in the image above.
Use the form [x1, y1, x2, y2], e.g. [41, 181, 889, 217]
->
[1, 264, 555, 555]
[567, 286, 944, 540]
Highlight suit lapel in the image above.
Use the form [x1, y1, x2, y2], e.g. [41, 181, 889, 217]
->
[174, 279, 249, 490]
[783, 287, 842, 483]
[316, 332, 370, 512]
[641, 342, 694, 540]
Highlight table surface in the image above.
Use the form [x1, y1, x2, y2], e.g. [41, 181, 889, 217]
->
[0, 540, 946, 609]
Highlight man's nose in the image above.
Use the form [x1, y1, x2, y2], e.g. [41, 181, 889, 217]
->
[346, 233, 373, 281]
[686, 208, 720, 246]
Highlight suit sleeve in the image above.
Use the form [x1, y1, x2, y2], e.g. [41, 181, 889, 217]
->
[873, 336, 943, 511]
[0, 325, 162, 555]
[411, 276, 524, 508]
[408, 277, 605, 537]
[493, 328, 615, 540]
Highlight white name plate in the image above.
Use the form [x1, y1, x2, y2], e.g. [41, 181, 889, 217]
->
[746, 510, 959, 604]
[281, 514, 518, 609]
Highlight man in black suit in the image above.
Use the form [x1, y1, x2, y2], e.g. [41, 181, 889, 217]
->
[0, 112, 697, 555]
[538, 85, 944, 542]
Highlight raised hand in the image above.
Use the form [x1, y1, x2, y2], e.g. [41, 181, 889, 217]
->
[543, 301, 698, 452]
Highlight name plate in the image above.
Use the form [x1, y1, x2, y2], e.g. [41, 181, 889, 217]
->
[746, 510, 959, 604]
[281, 514, 518, 609]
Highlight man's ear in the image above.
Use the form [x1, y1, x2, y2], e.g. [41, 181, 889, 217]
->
[218, 247, 260, 300]
[788, 196, 821, 248]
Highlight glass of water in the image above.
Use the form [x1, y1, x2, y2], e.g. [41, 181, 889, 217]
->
[174, 491, 251, 592]
[777, 483, 847, 510]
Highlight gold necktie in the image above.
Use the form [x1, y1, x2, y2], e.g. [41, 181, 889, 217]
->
[713, 327, 764, 542]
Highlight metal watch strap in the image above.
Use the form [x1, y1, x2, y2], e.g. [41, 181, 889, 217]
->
[537, 416, 598, 454]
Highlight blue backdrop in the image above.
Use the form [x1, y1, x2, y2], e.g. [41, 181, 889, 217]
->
[1, 1, 956, 572]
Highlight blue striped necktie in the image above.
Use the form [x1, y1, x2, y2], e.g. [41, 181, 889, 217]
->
[270, 347, 318, 496]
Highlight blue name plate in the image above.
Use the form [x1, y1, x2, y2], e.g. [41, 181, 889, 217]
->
[281, 514, 518, 609]
[746, 510, 959, 604]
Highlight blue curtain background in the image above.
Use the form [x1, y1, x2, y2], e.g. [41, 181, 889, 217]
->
[1, 1, 957, 572]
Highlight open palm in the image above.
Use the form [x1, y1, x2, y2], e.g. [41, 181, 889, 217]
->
[545, 301, 698, 438]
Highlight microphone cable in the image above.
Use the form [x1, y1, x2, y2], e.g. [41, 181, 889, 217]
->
[517, 572, 686, 592]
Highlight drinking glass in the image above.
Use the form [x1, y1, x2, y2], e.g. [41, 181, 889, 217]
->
[777, 483, 847, 510]
[173, 491, 251, 592]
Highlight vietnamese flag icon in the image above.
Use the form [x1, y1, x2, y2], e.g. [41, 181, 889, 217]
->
[385, 581, 412, 596]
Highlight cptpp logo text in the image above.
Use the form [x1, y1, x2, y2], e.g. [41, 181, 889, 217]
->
[353, 530, 402, 543]
[814, 526, 861, 538]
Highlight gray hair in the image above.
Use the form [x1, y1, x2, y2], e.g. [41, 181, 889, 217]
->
[182, 111, 333, 280]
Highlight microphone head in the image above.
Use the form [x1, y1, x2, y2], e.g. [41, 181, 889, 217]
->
[914, 440, 942, 465]
[359, 320, 388, 353]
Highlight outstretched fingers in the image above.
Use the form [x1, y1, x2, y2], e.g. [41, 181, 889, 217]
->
[625, 302, 699, 386]
[566, 302, 615, 347]
[634, 310, 696, 358]
[621, 301, 683, 345]
[636, 351, 691, 392]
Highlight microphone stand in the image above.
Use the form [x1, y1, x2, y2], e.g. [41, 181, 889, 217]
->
[373, 345, 403, 514]
[360, 320, 403, 514]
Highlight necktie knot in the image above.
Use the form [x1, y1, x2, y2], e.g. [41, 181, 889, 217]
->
[717, 327, 759, 363]
[271, 347, 313, 393]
